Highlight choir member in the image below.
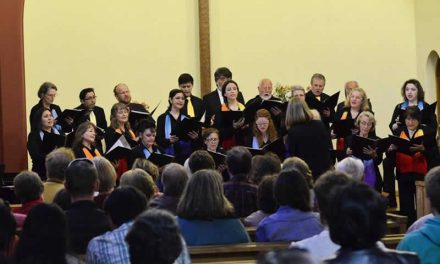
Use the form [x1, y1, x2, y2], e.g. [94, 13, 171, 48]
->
[72, 122, 102, 159]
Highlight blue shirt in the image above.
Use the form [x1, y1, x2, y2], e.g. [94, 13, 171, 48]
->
[256, 206, 323, 242]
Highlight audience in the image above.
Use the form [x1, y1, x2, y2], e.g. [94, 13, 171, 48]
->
[177, 169, 250, 245]
[43, 147, 75, 203]
[258, 248, 318, 264]
[12, 171, 44, 215]
[0, 202, 16, 260]
[86, 186, 147, 264]
[250, 153, 281, 184]
[64, 158, 111, 254]
[150, 163, 189, 214]
[223, 146, 257, 217]
[244, 175, 278, 227]
[256, 168, 323, 242]
[398, 166, 440, 263]
[13, 203, 67, 264]
[119, 168, 156, 201]
[92, 156, 117, 208]
[335, 157, 365, 182]
[187, 150, 216, 174]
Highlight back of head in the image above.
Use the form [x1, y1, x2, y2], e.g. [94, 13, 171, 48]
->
[131, 158, 159, 182]
[162, 163, 188, 197]
[64, 159, 98, 199]
[335, 157, 364, 182]
[314, 170, 352, 224]
[120, 169, 155, 200]
[53, 189, 71, 210]
[126, 209, 182, 264]
[14, 171, 44, 203]
[251, 154, 281, 184]
[275, 169, 310, 212]
[177, 169, 234, 219]
[104, 186, 147, 227]
[15, 203, 67, 264]
[0, 202, 16, 256]
[92, 156, 117, 193]
[327, 182, 387, 250]
[425, 166, 440, 213]
[257, 175, 278, 214]
[188, 150, 215, 174]
[214, 67, 232, 81]
[226, 146, 252, 178]
[45, 147, 75, 181]
[282, 157, 313, 188]
[258, 248, 317, 264]
[285, 98, 312, 129]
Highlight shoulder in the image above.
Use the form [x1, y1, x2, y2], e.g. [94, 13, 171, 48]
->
[203, 91, 217, 100]
[191, 95, 202, 102]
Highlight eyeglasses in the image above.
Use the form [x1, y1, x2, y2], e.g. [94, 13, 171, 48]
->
[256, 122, 269, 126]
[206, 138, 219, 142]
[68, 158, 95, 167]
[84, 96, 97, 101]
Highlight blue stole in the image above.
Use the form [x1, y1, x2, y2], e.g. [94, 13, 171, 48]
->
[142, 145, 161, 159]
[401, 100, 424, 110]
[164, 112, 191, 156]
[252, 136, 260, 149]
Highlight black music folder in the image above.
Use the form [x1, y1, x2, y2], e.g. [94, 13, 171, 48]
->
[388, 135, 424, 155]
[351, 135, 377, 160]
[171, 118, 203, 141]
[333, 119, 355, 138]
[42, 133, 66, 152]
[148, 152, 174, 167]
[207, 151, 227, 167]
[105, 135, 132, 160]
[218, 111, 245, 128]
[259, 100, 288, 112]
[306, 91, 340, 113]
[59, 109, 86, 123]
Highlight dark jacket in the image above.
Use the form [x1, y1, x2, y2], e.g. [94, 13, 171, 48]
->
[182, 94, 205, 121]
[324, 246, 419, 264]
[203, 89, 245, 126]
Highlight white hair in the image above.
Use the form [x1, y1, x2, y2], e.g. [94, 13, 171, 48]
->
[335, 157, 364, 182]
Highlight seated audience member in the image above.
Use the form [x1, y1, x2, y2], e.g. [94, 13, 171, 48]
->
[12, 171, 44, 215]
[188, 150, 215, 174]
[52, 189, 71, 210]
[335, 157, 364, 182]
[131, 158, 160, 183]
[257, 248, 317, 264]
[282, 157, 315, 208]
[325, 182, 418, 263]
[86, 186, 147, 264]
[250, 153, 281, 184]
[398, 166, 440, 263]
[256, 169, 323, 242]
[244, 175, 278, 227]
[119, 169, 156, 201]
[14, 203, 67, 264]
[150, 163, 189, 214]
[43, 147, 75, 203]
[64, 159, 111, 254]
[177, 169, 250, 245]
[92, 156, 117, 208]
[406, 213, 434, 234]
[290, 171, 352, 261]
[0, 202, 17, 260]
[223, 146, 258, 217]
[126, 209, 191, 264]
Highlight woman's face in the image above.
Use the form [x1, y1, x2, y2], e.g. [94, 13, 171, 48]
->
[349, 91, 363, 109]
[224, 83, 238, 101]
[141, 128, 156, 148]
[358, 116, 373, 135]
[43, 88, 57, 105]
[170, 92, 185, 110]
[41, 110, 54, 130]
[116, 108, 129, 124]
[405, 116, 419, 131]
[293, 90, 305, 101]
[405, 83, 418, 102]
[82, 126, 96, 144]
[255, 117, 270, 134]
[205, 132, 219, 151]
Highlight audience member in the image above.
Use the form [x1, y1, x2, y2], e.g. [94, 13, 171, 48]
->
[86, 186, 147, 264]
[177, 169, 250, 245]
[12, 171, 44, 215]
[43, 147, 74, 203]
[335, 157, 365, 182]
[223, 146, 257, 217]
[92, 156, 117, 208]
[188, 150, 216, 174]
[52, 189, 71, 210]
[64, 159, 111, 254]
[256, 168, 323, 242]
[282, 157, 314, 188]
[119, 169, 155, 201]
[250, 154, 281, 184]
[0, 202, 16, 259]
[244, 175, 278, 227]
[258, 248, 318, 264]
[150, 163, 188, 214]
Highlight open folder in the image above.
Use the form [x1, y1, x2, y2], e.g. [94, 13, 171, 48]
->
[105, 135, 132, 160]
[148, 152, 174, 167]
[246, 137, 286, 158]
[171, 118, 203, 141]
[388, 134, 425, 156]
[306, 91, 340, 113]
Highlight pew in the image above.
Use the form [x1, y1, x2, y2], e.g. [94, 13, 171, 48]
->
[415, 180, 431, 219]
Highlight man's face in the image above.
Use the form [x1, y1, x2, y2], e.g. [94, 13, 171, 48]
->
[81, 91, 97, 110]
[115, 84, 131, 104]
[216, 75, 229, 90]
[345, 81, 359, 97]
[310, 78, 325, 96]
[258, 80, 273, 100]
[179, 82, 193, 97]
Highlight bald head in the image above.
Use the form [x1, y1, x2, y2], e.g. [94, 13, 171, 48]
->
[114, 83, 132, 104]
[258, 78, 273, 100]
[344, 81, 359, 97]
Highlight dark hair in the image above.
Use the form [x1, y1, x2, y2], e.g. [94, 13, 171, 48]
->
[31, 107, 51, 132]
[310, 73, 326, 84]
[167, 89, 184, 110]
[403, 105, 422, 122]
[257, 248, 316, 264]
[65, 160, 98, 197]
[257, 175, 278, 214]
[178, 73, 194, 85]
[14, 203, 67, 264]
[0, 203, 16, 256]
[79, 88, 95, 100]
[275, 169, 310, 212]
[52, 189, 71, 210]
[327, 182, 387, 250]
[37, 82, 57, 99]
[104, 186, 147, 227]
[125, 209, 182, 264]
[188, 150, 215, 173]
[401, 79, 425, 101]
[162, 163, 188, 197]
[251, 154, 281, 184]
[425, 166, 440, 211]
[214, 67, 232, 81]
[72, 122, 98, 150]
[314, 170, 352, 224]
[221, 80, 240, 107]
[226, 146, 252, 178]
[136, 118, 156, 135]
[14, 171, 44, 203]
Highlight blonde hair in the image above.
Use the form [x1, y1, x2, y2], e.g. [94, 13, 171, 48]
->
[131, 158, 159, 182]
[344, 87, 370, 111]
[120, 169, 155, 200]
[92, 156, 116, 192]
[285, 98, 313, 129]
[110, 103, 132, 130]
[252, 109, 277, 146]
[177, 169, 234, 219]
[282, 157, 313, 188]
[355, 111, 376, 132]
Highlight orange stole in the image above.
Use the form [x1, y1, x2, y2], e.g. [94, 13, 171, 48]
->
[82, 147, 101, 160]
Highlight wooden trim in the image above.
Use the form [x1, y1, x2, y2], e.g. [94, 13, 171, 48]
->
[0, 0, 28, 173]
[436, 57, 440, 136]
[198, 0, 211, 96]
